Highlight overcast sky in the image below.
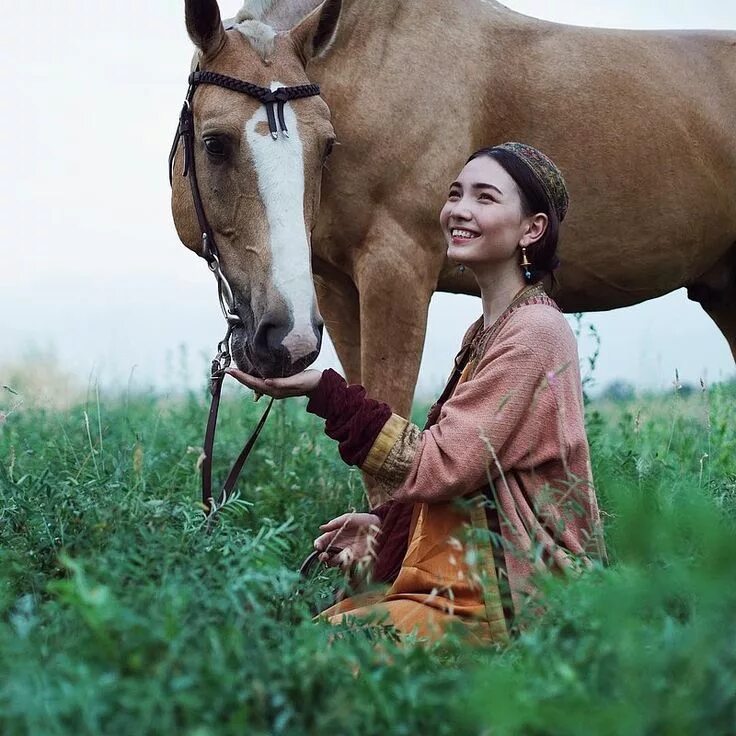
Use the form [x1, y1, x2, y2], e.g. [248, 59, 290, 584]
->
[1, 1, 734, 400]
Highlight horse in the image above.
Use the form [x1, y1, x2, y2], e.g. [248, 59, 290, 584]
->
[171, 0, 736, 504]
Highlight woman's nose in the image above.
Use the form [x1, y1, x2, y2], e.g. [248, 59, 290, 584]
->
[450, 199, 472, 220]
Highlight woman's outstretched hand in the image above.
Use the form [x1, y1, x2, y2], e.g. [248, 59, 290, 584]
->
[225, 368, 323, 399]
[313, 512, 382, 569]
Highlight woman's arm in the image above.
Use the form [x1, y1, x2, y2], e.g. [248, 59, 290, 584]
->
[228, 312, 574, 503]
[306, 333, 569, 502]
[305, 369, 394, 467]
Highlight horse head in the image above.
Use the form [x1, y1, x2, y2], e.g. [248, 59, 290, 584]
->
[172, 0, 341, 377]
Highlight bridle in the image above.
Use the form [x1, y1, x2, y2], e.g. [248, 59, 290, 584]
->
[168, 69, 321, 517]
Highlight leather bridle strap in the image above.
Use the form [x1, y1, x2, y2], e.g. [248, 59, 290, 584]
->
[168, 69, 320, 517]
[189, 71, 320, 139]
[168, 69, 320, 269]
[202, 364, 274, 515]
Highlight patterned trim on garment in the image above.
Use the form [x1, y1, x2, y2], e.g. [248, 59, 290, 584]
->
[469, 284, 560, 379]
[361, 414, 422, 489]
[362, 413, 408, 476]
[469, 500, 511, 643]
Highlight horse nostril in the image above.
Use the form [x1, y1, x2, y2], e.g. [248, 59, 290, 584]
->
[252, 316, 322, 375]
[253, 319, 287, 358]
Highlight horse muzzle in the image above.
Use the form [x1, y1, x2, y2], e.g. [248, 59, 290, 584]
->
[231, 316, 323, 378]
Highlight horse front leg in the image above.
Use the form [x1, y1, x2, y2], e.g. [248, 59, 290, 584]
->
[313, 261, 362, 384]
[314, 262, 384, 509]
[354, 220, 441, 506]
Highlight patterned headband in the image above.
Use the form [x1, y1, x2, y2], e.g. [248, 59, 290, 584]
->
[492, 142, 569, 222]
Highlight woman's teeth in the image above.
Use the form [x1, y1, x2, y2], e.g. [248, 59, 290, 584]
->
[451, 228, 479, 239]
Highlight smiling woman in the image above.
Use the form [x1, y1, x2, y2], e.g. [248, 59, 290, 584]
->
[228, 142, 607, 643]
[457, 144, 565, 285]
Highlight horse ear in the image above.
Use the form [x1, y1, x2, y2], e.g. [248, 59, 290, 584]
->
[185, 0, 226, 58]
[290, 0, 343, 63]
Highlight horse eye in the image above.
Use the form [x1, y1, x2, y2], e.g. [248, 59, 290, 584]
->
[203, 136, 226, 158]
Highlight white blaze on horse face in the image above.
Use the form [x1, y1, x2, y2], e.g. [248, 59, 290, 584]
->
[244, 82, 318, 362]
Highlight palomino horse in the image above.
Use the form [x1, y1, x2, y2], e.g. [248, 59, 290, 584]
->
[172, 0, 736, 501]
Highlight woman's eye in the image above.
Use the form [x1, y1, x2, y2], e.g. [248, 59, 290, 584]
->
[448, 190, 460, 200]
[479, 193, 494, 202]
[204, 137, 226, 157]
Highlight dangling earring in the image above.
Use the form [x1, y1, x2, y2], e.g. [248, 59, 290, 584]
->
[457, 263, 465, 274]
[519, 245, 532, 282]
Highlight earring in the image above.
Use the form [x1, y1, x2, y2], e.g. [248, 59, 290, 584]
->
[457, 264, 465, 274]
[519, 245, 532, 282]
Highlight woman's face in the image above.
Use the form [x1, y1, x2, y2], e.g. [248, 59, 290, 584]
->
[439, 156, 534, 270]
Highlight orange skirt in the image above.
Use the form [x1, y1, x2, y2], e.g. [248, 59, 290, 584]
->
[320, 499, 509, 644]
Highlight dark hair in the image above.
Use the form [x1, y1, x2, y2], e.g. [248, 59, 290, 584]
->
[467, 147, 561, 285]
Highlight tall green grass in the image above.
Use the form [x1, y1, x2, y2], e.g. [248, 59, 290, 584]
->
[1, 377, 735, 735]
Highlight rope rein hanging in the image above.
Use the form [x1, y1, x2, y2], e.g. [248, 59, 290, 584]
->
[168, 69, 321, 518]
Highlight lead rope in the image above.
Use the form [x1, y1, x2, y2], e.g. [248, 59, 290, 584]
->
[200, 325, 274, 521]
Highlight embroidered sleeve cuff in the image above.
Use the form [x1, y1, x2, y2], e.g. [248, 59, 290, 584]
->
[361, 415, 422, 489]
[362, 414, 409, 475]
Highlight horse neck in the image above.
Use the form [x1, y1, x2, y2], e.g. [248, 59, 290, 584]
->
[334, 0, 529, 41]
[308, 0, 533, 114]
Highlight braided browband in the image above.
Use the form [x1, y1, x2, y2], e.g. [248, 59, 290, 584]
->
[188, 70, 320, 139]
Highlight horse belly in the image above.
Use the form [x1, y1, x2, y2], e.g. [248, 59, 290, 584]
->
[316, 20, 736, 313]
[502, 30, 736, 311]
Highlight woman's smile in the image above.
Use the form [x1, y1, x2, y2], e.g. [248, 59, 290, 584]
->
[450, 227, 481, 244]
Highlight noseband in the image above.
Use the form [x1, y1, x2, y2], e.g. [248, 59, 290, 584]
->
[168, 70, 321, 517]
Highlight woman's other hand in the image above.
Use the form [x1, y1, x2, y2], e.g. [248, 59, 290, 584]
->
[225, 368, 322, 398]
[313, 512, 381, 569]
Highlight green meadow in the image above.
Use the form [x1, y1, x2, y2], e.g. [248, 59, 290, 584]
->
[1, 367, 735, 735]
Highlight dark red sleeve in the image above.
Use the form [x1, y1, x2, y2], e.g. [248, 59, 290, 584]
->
[371, 501, 414, 584]
[306, 369, 393, 468]
[371, 501, 394, 523]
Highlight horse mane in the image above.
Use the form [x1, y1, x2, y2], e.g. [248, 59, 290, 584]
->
[225, 0, 321, 59]
[234, 0, 323, 31]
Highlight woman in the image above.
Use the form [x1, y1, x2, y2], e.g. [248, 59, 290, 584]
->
[227, 143, 606, 643]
